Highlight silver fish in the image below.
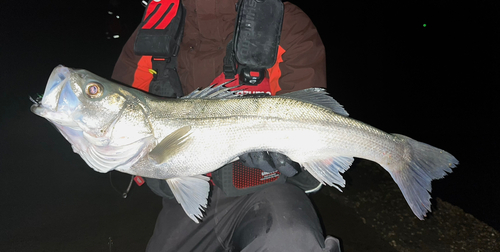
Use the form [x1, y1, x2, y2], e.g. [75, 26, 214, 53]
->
[31, 66, 458, 222]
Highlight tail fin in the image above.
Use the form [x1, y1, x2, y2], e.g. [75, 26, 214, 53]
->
[386, 134, 458, 220]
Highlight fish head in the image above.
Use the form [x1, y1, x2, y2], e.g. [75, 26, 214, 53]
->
[31, 65, 155, 173]
[32, 66, 127, 134]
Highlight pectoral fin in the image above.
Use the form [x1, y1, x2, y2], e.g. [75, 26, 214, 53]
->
[149, 126, 192, 164]
[166, 175, 211, 223]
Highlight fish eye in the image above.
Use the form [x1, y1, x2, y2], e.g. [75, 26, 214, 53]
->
[86, 82, 103, 98]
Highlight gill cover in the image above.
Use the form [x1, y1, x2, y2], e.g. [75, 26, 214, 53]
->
[34, 66, 155, 173]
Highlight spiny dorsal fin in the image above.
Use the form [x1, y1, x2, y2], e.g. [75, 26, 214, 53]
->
[181, 82, 240, 99]
[279, 88, 349, 117]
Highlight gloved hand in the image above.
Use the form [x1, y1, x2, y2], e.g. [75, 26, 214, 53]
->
[238, 152, 301, 177]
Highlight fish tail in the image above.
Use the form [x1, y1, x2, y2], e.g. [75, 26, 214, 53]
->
[386, 134, 458, 219]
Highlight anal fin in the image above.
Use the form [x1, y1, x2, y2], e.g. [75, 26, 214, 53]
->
[303, 156, 354, 191]
[166, 175, 211, 223]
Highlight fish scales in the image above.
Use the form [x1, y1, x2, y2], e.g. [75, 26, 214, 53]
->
[129, 93, 421, 207]
[31, 66, 458, 222]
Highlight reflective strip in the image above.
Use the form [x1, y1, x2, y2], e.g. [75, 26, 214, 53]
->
[267, 45, 285, 96]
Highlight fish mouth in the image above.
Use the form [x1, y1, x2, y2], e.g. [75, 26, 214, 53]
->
[41, 65, 72, 110]
[31, 65, 80, 128]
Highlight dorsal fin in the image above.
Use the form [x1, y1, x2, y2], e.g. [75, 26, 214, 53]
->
[181, 82, 240, 99]
[279, 88, 349, 116]
[182, 86, 348, 116]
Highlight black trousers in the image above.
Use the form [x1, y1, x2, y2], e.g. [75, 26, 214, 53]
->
[146, 183, 330, 252]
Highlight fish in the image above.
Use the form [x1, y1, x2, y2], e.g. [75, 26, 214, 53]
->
[31, 65, 458, 223]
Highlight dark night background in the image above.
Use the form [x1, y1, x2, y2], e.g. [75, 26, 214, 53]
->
[1, 0, 499, 251]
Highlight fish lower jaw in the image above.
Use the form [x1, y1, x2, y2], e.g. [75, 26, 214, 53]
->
[32, 106, 79, 127]
[30, 104, 46, 116]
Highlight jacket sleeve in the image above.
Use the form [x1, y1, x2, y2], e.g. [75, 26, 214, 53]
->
[275, 3, 327, 94]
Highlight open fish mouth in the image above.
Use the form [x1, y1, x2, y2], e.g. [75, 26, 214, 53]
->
[41, 66, 78, 111]
[31, 66, 80, 128]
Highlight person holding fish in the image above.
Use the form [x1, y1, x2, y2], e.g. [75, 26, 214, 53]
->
[112, 0, 340, 251]
[31, 0, 458, 250]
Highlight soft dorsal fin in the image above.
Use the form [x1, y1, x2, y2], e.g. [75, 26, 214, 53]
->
[279, 88, 349, 117]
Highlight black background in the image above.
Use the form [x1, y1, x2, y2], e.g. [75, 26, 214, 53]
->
[1, 0, 499, 251]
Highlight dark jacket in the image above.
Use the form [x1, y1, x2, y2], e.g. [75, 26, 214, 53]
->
[111, 0, 327, 197]
[112, 0, 327, 94]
